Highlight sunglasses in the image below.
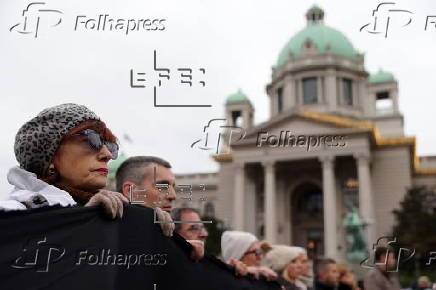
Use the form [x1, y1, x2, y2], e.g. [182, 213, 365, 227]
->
[72, 129, 119, 159]
[243, 249, 263, 257]
[187, 224, 208, 233]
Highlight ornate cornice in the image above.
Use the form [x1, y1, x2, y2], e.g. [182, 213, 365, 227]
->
[210, 111, 435, 175]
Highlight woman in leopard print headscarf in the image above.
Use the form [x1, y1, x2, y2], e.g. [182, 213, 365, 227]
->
[0, 103, 174, 235]
[0, 103, 127, 217]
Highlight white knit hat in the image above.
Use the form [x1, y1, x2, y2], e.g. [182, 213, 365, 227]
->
[221, 231, 258, 262]
[264, 245, 304, 273]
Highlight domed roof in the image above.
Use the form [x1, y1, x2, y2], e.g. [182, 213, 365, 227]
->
[369, 69, 395, 84]
[276, 5, 360, 68]
[108, 152, 128, 180]
[226, 89, 250, 105]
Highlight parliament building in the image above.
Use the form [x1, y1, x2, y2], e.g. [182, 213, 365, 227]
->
[111, 5, 436, 263]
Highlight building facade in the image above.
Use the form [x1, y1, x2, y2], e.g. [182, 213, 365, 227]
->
[108, 5, 436, 263]
[176, 5, 436, 262]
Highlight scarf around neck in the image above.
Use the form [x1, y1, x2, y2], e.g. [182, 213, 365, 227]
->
[52, 183, 98, 205]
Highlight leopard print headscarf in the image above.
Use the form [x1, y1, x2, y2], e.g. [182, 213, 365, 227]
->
[14, 103, 100, 178]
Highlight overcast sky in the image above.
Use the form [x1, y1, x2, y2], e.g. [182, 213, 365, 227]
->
[1, 0, 435, 198]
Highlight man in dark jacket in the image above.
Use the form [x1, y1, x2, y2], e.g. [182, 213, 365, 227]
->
[314, 258, 339, 290]
[115, 155, 204, 260]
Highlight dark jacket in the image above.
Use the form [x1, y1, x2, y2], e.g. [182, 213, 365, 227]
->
[277, 276, 302, 290]
[314, 281, 336, 290]
[337, 283, 353, 290]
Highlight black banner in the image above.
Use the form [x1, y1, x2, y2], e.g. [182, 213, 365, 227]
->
[0, 205, 280, 290]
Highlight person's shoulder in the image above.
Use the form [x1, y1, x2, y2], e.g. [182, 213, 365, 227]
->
[364, 267, 379, 278]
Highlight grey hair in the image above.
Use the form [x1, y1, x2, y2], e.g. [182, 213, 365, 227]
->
[170, 208, 201, 233]
[115, 156, 171, 193]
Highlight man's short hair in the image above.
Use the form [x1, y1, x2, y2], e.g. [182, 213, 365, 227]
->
[115, 156, 172, 193]
[171, 208, 201, 233]
[314, 257, 336, 277]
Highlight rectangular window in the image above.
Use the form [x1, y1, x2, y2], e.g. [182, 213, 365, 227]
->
[375, 91, 393, 115]
[303, 77, 318, 104]
[277, 87, 283, 113]
[342, 78, 353, 106]
[376, 91, 390, 100]
[231, 110, 242, 126]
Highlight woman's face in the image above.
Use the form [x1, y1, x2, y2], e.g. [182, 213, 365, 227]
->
[299, 252, 310, 276]
[241, 242, 262, 267]
[286, 257, 303, 280]
[52, 133, 113, 192]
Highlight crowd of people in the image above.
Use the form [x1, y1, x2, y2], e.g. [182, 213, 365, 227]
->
[0, 103, 434, 290]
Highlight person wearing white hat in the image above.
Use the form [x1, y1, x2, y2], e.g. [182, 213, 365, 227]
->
[221, 230, 277, 280]
[221, 230, 259, 263]
[293, 247, 312, 290]
[264, 245, 305, 290]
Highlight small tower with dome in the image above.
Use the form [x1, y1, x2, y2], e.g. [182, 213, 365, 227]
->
[225, 89, 254, 129]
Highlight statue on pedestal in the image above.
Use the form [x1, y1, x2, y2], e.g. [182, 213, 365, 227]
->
[343, 202, 369, 261]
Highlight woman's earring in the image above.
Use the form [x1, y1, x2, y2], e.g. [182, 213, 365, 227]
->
[48, 167, 56, 176]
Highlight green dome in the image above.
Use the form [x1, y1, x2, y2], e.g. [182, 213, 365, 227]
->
[369, 69, 395, 84]
[276, 6, 359, 68]
[226, 89, 249, 105]
[108, 152, 128, 180]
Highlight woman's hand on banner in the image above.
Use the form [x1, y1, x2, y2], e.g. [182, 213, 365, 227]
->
[228, 258, 248, 276]
[85, 190, 129, 219]
[247, 266, 277, 281]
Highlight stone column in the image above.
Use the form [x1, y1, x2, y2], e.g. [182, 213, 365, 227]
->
[284, 75, 295, 109]
[352, 78, 357, 106]
[245, 171, 257, 234]
[242, 110, 249, 129]
[271, 87, 277, 116]
[355, 153, 375, 247]
[319, 155, 338, 258]
[325, 70, 337, 110]
[297, 78, 303, 105]
[317, 76, 323, 103]
[392, 87, 399, 113]
[263, 160, 276, 243]
[233, 162, 245, 230]
[368, 92, 377, 116]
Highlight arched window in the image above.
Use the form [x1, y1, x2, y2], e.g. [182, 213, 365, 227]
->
[292, 183, 323, 217]
[375, 91, 393, 115]
[297, 188, 323, 214]
[303, 77, 318, 104]
[277, 87, 283, 113]
[231, 110, 243, 127]
[342, 78, 353, 106]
